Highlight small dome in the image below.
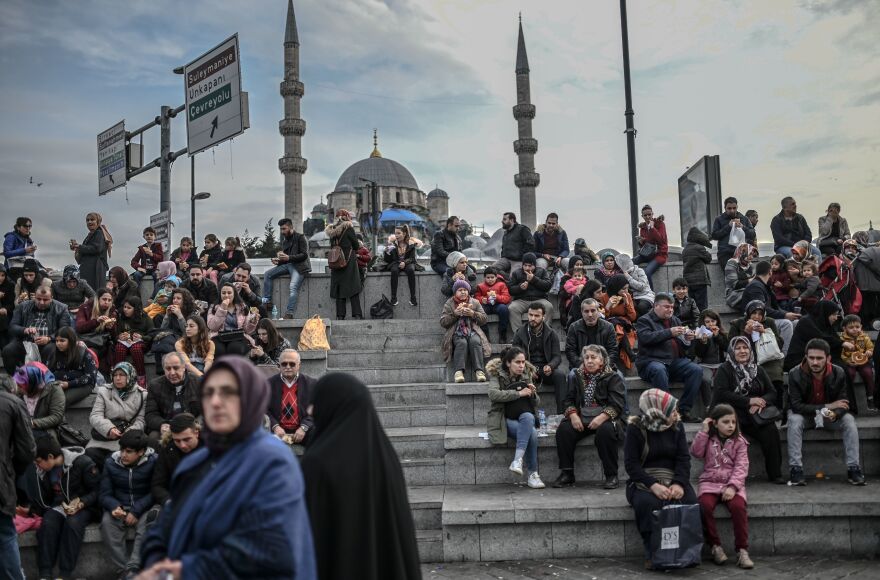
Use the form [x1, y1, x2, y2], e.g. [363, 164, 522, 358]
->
[428, 187, 449, 199]
[312, 201, 328, 212]
[335, 157, 419, 191]
[334, 183, 355, 193]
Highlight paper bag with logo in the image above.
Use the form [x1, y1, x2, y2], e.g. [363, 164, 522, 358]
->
[298, 315, 330, 351]
[650, 503, 703, 570]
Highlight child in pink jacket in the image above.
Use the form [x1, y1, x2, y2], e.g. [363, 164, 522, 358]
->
[690, 404, 753, 569]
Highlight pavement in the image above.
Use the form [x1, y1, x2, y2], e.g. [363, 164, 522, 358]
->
[421, 556, 879, 579]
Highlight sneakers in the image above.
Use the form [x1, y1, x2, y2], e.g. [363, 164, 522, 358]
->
[789, 466, 806, 486]
[737, 549, 754, 569]
[710, 544, 728, 565]
[509, 457, 524, 476]
[391, 297, 399, 306]
[453, 370, 465, 383]
[475, 370, 487, 382]
[527, 472, 546, 489]
[602, 475, 619, 489]
[848, 466, 867, 486]
[409, 297, 418, 306]
[867, 397, 877, 413]
[551, 471, 575, 488]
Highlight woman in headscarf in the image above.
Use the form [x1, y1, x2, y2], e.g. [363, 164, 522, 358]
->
[50, 265, 96, 312]
[783, 300, 845, 372]
[71, 212, 113, 292]
[14, 361, 65, 442]
[594, 251, 622, 288]
[712, 336, 783, 483]
[325, 209, 363, 319]
[624, 388, 697, 568]
[140, 357, 316, 579]
[302, 373, 421, 580]
[85, 361, 146, 467]
[724, 243, 756, 303]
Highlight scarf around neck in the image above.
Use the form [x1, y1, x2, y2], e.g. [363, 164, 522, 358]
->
[726, 336, 758, 395]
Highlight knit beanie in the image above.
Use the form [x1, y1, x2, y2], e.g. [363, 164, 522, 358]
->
[522, 252, 537, 266]
[452, 279, 471, 294]
[446, 251, 466, 269]
[23, 258, 39, 274]
[605, 274, 628, 297]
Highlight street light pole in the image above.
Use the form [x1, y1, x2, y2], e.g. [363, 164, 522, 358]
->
[191, 156, 196, 241]
[619, 0, 640, 256]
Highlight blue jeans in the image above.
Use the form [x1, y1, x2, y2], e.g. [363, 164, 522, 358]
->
[632, 255, 661, 289]
[506, 412, 538, 473]
[263, 263, 306, 314]
[776, 245, 821, 259]
[637, 358, 702, 413]
[481, 303, 510, 335]
[431, 262, 447, 275]
[0, 513, 24, 580]
[131, 270, 156, 285]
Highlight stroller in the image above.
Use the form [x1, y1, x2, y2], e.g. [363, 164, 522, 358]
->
[818, 254, 862, 315]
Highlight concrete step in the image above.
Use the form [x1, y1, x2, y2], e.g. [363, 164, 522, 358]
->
[369, 383, 446, 407]
[331, 333, 443, 351]
[409, 485, 443, 531]
[328, 348, 441, 368]
[329, 318, 441, 336]
[329, 364, 447, 385]
[441, 417, 880, 486]
[440, 481, 880, 561]
[400, 458, 446, 486]
[378, 404, 448, 428]
[386, 427, 446, 459]
[416, 529, 444, 563]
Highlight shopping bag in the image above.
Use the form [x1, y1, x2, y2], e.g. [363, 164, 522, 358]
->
[370, 295, 394, 320]
[298, 315, 330, 351]
[650, 503, 703, 570]
[756, 329, 784, 364]
[728, 225, 745, 247]
[23, 341, 41, 363]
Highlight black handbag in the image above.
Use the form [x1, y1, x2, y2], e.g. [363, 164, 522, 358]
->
[751, 405, 781, 426]
[638, 242, 658, 260]
[370, 295, 394, 319]
[91, 392, 144, 442]
[217, 329, 246, 343]
[80, 332, 108, 350]
[58, 423, 89, 447]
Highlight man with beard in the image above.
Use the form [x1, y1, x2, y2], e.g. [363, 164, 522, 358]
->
[512, 303, 566, 413]
[492, 212, 535, 276]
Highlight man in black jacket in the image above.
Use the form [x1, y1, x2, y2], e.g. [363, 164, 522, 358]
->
[492, 212, 535, 275]
[268, 349, 315, 445]
[182, 264, 219, 312]
[635, 294, 703, 421]
[507, 253, 553, 334]
[565, 299, 619, 369]
[740, 260, 799, 351]
[151, 413, 201, 507]
[263, 218, 311, 317]
[512, 303, 566, 412]
[711, 196, 756, 265]
[770, 196, 820, 258]
[231, 264, 267, 318]
[430, 216, 461, 275]
[0, 375, 36, 580]
[145, 353, 202, 441]
[786, 338, 865, 486]
[3, 286, 72, 373]
[25, 438, 100, 579]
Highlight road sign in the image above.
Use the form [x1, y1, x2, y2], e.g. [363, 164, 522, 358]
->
[97, 121, 126, 195]
[150, 210, 171, 252]
[183, 34, 244, 156]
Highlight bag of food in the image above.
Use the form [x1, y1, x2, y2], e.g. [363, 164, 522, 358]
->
[298, 315, 330, 351]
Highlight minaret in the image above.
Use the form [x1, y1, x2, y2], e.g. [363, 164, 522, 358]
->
[513, 14, 539, 230]
[279, 0, 307, 229]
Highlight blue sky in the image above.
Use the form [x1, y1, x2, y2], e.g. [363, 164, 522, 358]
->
[2, 0, 878, 267]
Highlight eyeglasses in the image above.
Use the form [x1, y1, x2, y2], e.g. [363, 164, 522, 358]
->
[280, 362, 299, 368]
[202, 385, 240, 400]
[21, 224, 32, 228]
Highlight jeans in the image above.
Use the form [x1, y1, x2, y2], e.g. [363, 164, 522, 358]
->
[481, 303, 510, 339]
[263, 263, 305, 315]
[787, 411, 860, 468]
[772, 318, 794, 353]
[452, 333, 484, 373]
[0, 513, 24, 580]
[431, 262, 448, 275]
[637, 358, 703, 413]
[101, 511, 150, 574]
[506, 412, 538, 473]
[37, 508, 93, 577]
[632, 256, 661, 289]
[535, 368, 568, 414]
[390, 263, 416, 301]
[776, 245, 821, 259]
[131, 270, 156, 286]
[536, 257, 569, 271]
[691, 285, 709, 311]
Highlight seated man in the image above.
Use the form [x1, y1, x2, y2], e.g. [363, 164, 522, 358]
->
[786, 338, 865, 486]
[552, 344, 626, 489]
[507, 253, 553, 334]
[229, 263, 267, 317]
[50, 265, 95, 313]
[181, 264, 219, 313]
[533, 213, 570, 271]
[2, 286, 72, 374]
[635, 293, 702, 422]
[492, 212, 535, 275]
[151, 413, 201, 508]
[262, 218, 311, 318]
[145, 352, 202, 441]
[740, 260, 799, 352]
[24, 438, 100, 580]
[268, 349, 316, 444]
[99, 430, 157, 579]
[565, 299, 619, 370]
[430, 216, 462, 275]
[512, 302, 566, 413]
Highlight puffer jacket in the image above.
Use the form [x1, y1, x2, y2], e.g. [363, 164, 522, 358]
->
[682, 227, 713, 287]
[50, 276, 96, 311]
[485, 358, 539, 444]
[87, 385, 147, 452]
[99, 447, 157, 517]
[22, 381, 66, 442]
[615, 254, 654, 304]
[690, 430, 749, 501]
[3, 230, 35, 269]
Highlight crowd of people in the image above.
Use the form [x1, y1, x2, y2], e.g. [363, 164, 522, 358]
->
[1, 195, 878, 576]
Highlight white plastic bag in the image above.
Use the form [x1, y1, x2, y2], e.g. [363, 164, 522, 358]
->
[728, 225, 745, 247]
[23, 341, 41, 363]
[756, 329, 784, 364]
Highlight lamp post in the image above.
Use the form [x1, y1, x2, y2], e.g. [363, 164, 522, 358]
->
[192, 191, 211, 241]
[619, 0, 640, 256]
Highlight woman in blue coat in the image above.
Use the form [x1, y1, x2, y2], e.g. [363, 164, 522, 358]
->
[139, 356, 316, 579]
